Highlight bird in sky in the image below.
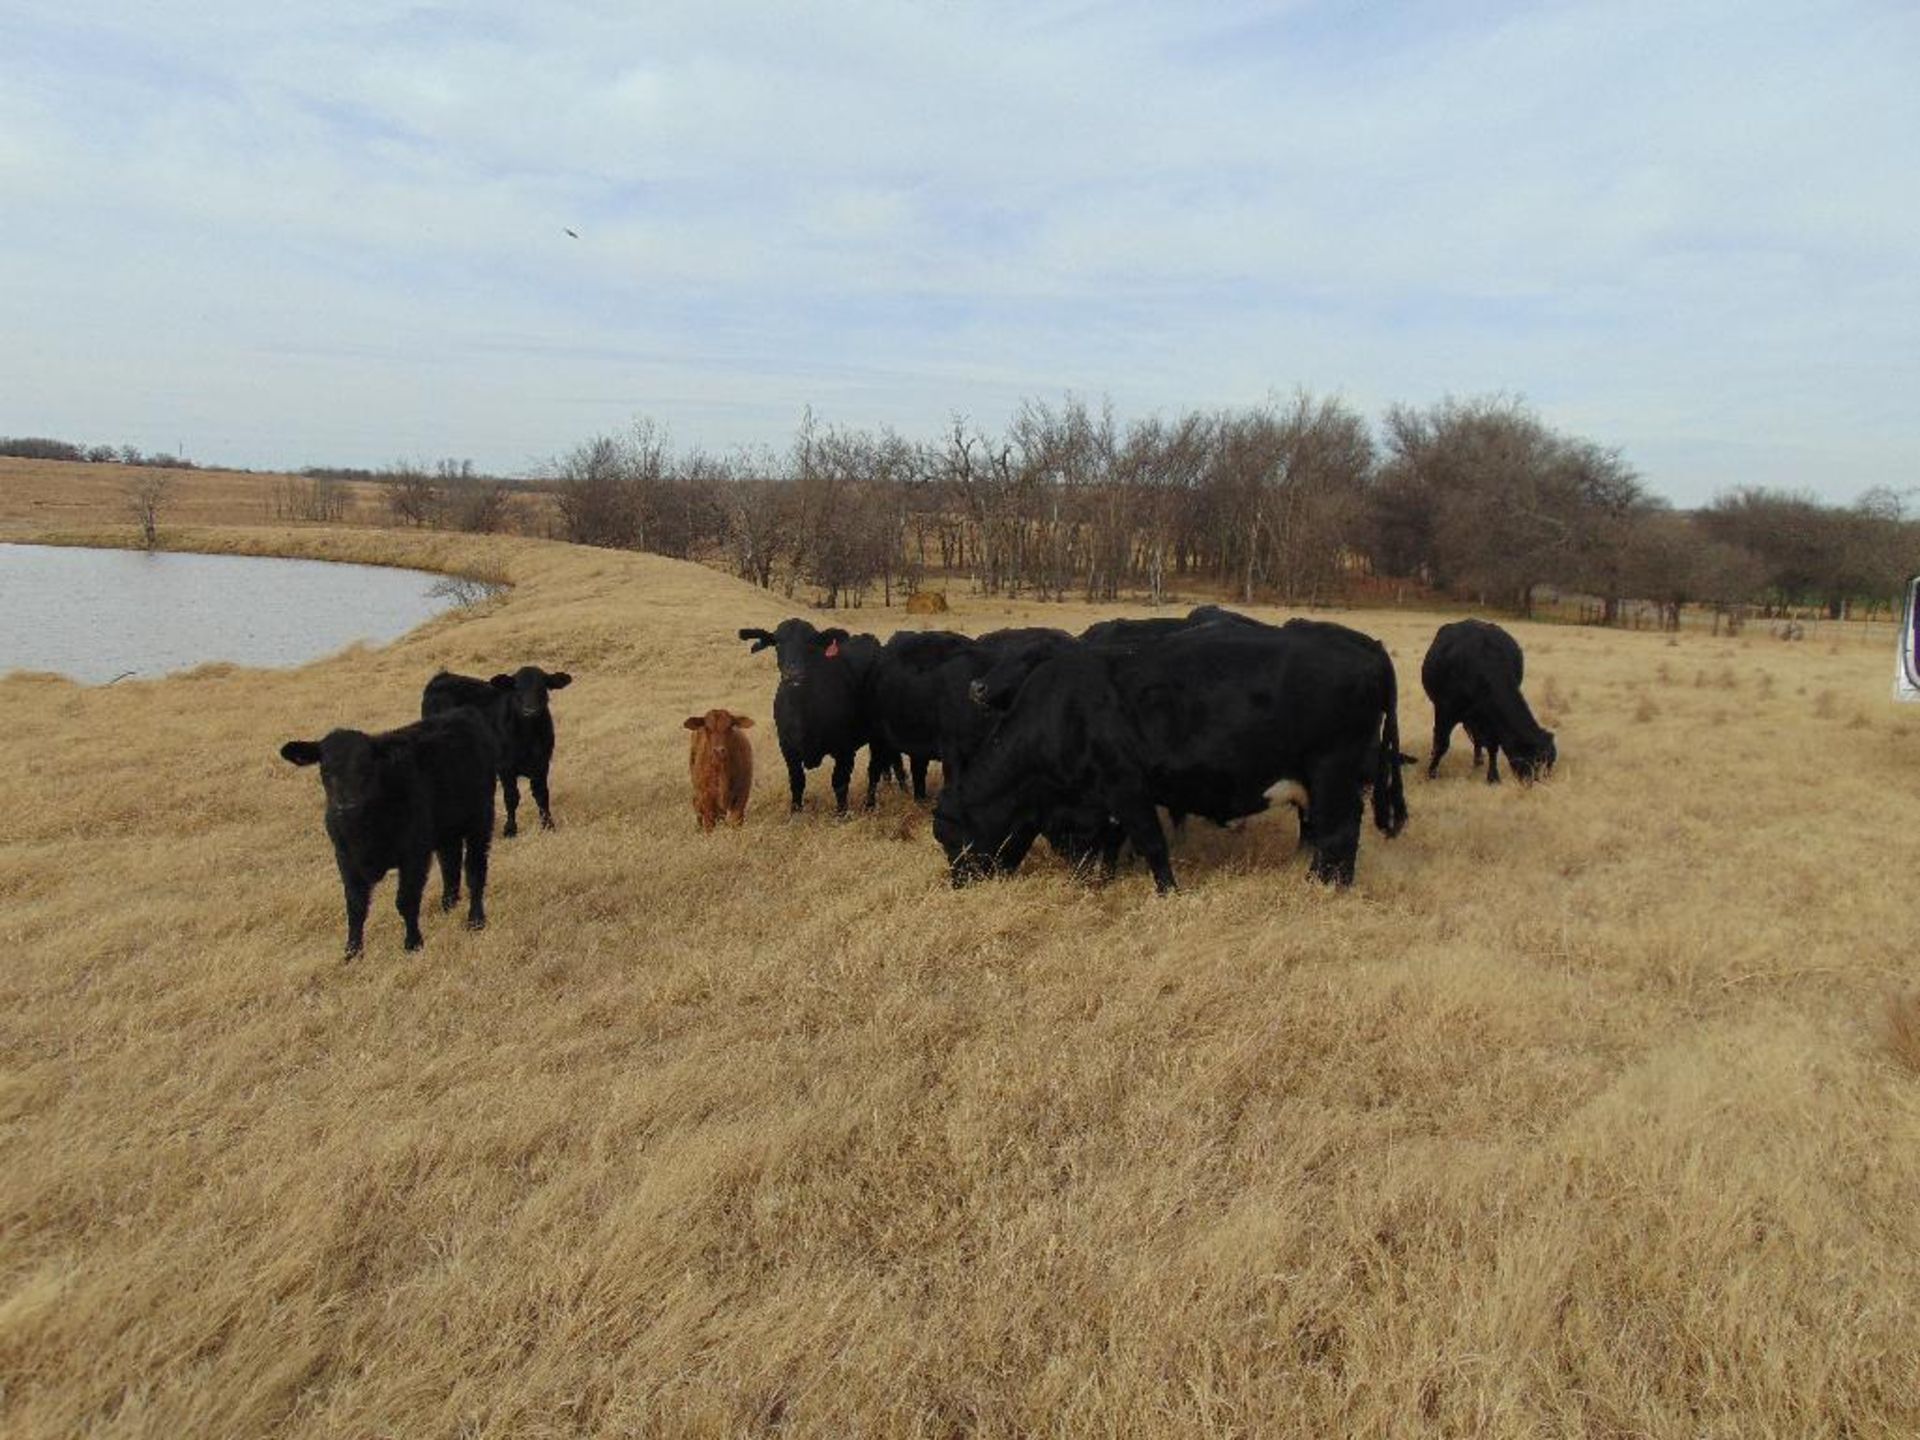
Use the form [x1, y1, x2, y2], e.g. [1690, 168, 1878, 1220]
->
[564, 228, 579, 239]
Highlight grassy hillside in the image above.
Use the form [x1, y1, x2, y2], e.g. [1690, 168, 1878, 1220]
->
[3, 523, 1918, 1438]
[0, 457, 390, 531]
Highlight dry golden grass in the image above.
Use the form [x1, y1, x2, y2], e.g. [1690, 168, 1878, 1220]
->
[0, 457, 393, 531]
[5, 514, 1920, 1438]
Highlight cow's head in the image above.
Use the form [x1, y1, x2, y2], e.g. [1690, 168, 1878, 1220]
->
[931, 789, 994, 886]
[683, 709, 753, 762]
[1510, 730, 1557, 783]
[738, 620, 850, 685]
[280, 729, 391, 815]
[490, 666, 571, 720]
[967, 645, 1060, 711]
[932, 784, 1039, 888]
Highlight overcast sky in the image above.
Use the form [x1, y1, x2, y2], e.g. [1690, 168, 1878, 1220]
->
[3, 1, 1914, 506]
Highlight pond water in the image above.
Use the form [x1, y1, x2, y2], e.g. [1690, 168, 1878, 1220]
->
[0, 543, 466, 684]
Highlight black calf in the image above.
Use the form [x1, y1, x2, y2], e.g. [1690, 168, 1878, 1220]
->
[280, 708, 496, 958]
[421, 666, 572, 835]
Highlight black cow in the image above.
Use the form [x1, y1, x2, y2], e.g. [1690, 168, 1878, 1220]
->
[971, 607, 1264, 711]
[864, 626, 1078, 805]
[1077, 614, 1196, 646]
[280, 708, 496, 958]
[420, 667, 572, 835]
[863, 629, 976, 806]
[1421, 619, 1556, 783]
[933, 619, 1407, 891]
[738, 619, 887, 814]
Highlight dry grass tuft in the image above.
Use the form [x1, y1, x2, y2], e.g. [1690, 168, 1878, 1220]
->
[1885, 991, 1920, 1076]
[4, 509, 1920, 1438]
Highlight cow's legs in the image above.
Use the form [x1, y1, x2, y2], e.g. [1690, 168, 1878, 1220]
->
[1306, 755, 1365, 886]
[910, 754, 930, 803]
[395, 855, 429, 950]
[529, 761, 555, 829]
[863, 747, 893, 810]
[463, 825, 489, 931]
[830, 750, 854, 815]
[1111, 794, 1175, 893]
[783, 745, 807, 812]
[500, 770, 522, 837]
[1427, 710, 1454, 779]
[436, 839, 463, 911]
[341, 874, 372, 960]
[1485, 743, 1503, 784]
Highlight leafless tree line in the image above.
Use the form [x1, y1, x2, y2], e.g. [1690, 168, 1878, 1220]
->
[2, 436, 197, 468]
[543, 396, 1918, 621]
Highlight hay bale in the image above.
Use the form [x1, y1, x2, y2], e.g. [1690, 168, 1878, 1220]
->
[906, 590, 950, 615]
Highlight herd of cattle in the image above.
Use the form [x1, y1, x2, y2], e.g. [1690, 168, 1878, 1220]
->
[280, 610, 1555, 958]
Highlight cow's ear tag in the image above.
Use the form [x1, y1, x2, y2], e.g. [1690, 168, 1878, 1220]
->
[825, 639, 841, 658]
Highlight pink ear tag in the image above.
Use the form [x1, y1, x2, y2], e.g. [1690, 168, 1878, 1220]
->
[825, 639, 841, 658]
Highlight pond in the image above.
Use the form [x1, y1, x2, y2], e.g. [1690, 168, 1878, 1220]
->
[0, 543, 472, 684]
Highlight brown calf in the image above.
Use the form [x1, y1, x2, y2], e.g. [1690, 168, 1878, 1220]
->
[684, 709, 754, 830]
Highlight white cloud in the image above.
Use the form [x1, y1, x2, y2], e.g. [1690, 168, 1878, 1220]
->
[1, 0, 1915, 502]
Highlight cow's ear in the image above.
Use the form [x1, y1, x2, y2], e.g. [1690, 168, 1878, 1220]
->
[738, 627, 774, 652]
[731, 715, 754, 729]
[280, 740, 322, 766]
[544, 671, 572, 690]
[818, 627, 850, 646]
[683, 716, 705, 730]
[489, 674, 515, 690]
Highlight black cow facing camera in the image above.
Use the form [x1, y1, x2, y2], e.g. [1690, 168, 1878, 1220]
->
[280, 708, 496, 959]
[738, 619, 888, 814]
[421, 665, 572, 835]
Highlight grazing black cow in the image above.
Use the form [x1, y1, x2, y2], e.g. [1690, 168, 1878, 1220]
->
[864, 626, 1078, 805]
[279, 708, 496, 958]
[934, 620, 1407, 891]
[1421, 619, 1556, 783]
[738, 619, 886, 814]
[420, 666, 572, 836]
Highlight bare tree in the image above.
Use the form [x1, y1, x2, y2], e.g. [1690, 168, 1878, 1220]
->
[124, 471, 173, 550]
[553, 435, 641, 548]
[271, 476, 350, 523]
[386, 464, 444, 527]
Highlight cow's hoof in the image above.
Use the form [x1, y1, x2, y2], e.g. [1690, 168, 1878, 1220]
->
[540, 816, 556, 830]
[465, 915, 487, 932]
[404, 935, 424, 952]
[440, 894, 460, 912]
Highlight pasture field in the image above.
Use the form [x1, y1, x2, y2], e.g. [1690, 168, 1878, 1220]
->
[0, 458, 388, 531]
[3, 517, 1920, 1438]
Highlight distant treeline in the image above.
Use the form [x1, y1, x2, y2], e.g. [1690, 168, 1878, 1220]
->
[1, 436, 197, 469]
[536, 398, 1920, 623]
[13, 402, 1915, 622]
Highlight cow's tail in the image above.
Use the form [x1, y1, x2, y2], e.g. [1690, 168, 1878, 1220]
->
[1373, 644, 1409, 838]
